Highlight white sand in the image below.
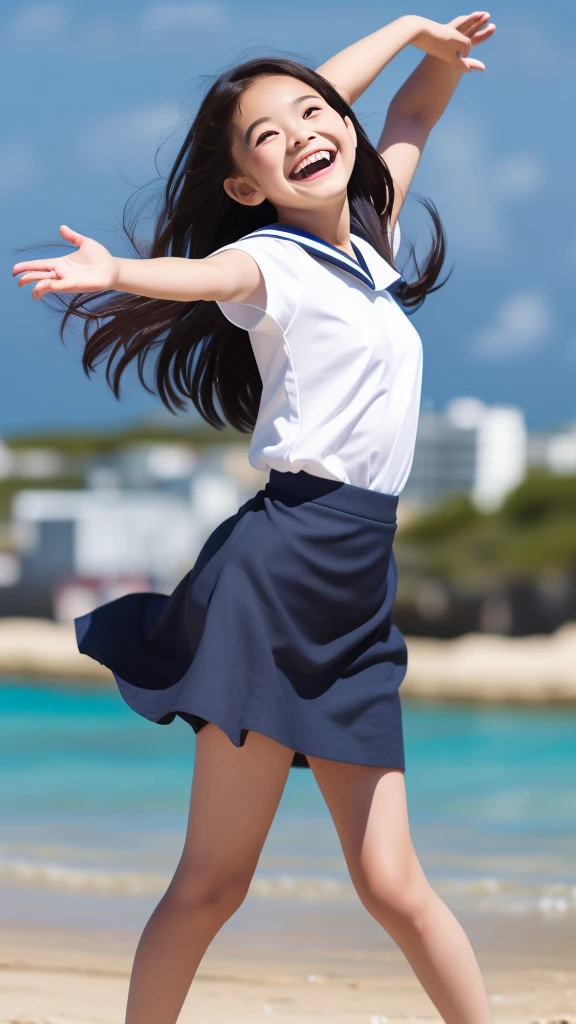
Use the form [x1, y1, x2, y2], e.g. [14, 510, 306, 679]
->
[0, 925, 575, 1024]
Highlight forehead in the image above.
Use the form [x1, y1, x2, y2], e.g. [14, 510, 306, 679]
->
[234, 75, 321, 126]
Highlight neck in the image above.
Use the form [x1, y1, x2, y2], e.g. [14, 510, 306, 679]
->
[273, 196, 354, 255]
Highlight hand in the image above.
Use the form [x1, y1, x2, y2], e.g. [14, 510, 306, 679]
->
[412, 11, 496, 72]
[12, 224, 119, 300]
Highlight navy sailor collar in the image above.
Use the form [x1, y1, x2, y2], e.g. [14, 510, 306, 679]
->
[241, 222, 406, 296]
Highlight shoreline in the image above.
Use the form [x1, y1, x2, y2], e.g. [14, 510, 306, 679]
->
[1, 615, 576, 703]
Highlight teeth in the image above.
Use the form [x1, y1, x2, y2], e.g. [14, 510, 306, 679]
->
[292, 150, 332, 177]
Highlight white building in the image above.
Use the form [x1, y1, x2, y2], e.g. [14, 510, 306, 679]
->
[528, 422, 576, 475]
[402, 398, 529, 513]
[8, 448, 260, 621]
[12, 489, 198, 588]
[446, 398, 528, 512]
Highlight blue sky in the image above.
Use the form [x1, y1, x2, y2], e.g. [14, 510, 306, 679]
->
[1, 0, 574, 434]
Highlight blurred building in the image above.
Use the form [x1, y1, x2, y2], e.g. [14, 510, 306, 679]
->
[0, 438, 70, 479]
[402, 398, 528, 513]
[527, 422, 576, 475]
[1, 442, 264, 622]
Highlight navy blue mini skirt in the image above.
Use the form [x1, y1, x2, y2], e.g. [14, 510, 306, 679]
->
[75, 469, 408, 770]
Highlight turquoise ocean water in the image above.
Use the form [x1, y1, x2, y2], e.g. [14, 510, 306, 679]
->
[1, 683, 575, 950]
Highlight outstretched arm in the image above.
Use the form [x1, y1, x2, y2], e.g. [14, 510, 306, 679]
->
[12, 225, 264, 304]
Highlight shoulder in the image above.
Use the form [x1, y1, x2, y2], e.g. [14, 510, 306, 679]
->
[209, 232, 303, 333]
[209, 232, 304, 270]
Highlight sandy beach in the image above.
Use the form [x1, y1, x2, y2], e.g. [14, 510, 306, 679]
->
[1, 918, 576, 1024]
[2, 625, 576, 1023]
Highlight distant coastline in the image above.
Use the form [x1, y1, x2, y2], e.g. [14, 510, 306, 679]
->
[1, 616, 575, 703]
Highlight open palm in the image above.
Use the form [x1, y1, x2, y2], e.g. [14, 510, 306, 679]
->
[12, 224, 119, 300]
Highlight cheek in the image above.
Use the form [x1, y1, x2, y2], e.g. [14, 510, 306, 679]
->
[253, 146, 284, 180]
[339, 133, 356, 170]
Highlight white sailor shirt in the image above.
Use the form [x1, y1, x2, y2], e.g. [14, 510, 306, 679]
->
[211, 221, 423, 496]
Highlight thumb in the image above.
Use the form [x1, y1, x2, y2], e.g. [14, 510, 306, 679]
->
[60, 224, 85, 247]
[462, 57, 486, 71]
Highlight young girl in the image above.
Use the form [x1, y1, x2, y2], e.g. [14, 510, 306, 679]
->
[13, 11, 496, 1024]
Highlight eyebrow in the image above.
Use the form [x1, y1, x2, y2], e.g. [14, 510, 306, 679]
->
[244, 94, 321, 146]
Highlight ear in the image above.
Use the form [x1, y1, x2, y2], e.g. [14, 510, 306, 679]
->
[343, 115, 357, 151]
[223, 175, 266, 207]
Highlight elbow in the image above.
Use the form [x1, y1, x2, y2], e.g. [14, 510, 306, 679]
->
[379, 110, 431, 154]
[387, 105, 434, 135]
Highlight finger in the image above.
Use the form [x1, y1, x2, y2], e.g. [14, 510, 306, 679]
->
[32, 278, 82, 299]
[31, 282, 54, 299]
[12, 258, 57, 275]
[462, 57, 486, 71]
[17, 271, 57, 286]
[450, 11, 489, 32]
[469, 23, 496, 45]
[59, 224, 85, 247]
[466, 14, 492, 38]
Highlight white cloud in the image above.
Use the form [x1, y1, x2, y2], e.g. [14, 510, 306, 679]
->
[140, 3, 227, 31]
[79, 103, 185, 171]
[2, 2, 69, 44]
[472, 290, 554, 359]
[425, 119, 544, 255]
[0, 140, 38, 194]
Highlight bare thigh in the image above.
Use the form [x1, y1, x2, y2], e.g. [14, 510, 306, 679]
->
[306, 755, 429, 918]
[171, 723, 295, 907]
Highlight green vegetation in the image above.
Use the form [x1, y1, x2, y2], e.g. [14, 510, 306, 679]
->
[4, 418, 243, 457]
[0, 476, 86, 518]
[397, 469, 576, 586]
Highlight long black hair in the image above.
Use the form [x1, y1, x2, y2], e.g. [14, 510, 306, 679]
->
[56, 57, 449, 433]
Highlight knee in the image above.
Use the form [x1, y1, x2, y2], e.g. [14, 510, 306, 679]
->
[354, 860, 432, 931]
[168, 861, 253, 918]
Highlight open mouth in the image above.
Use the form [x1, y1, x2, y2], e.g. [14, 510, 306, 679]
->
[289, 149, 336, 182]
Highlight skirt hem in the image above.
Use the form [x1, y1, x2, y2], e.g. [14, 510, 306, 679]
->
[114, 672, 406, 771]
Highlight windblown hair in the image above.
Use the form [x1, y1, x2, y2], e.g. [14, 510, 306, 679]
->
[56, 57, 450, 433]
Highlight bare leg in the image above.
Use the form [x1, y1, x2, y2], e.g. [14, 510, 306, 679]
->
[125, 723, 295, 1024]
[307, 755, 493, 1024]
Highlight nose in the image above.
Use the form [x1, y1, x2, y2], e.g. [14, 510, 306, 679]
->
[289, 128, 317, 151]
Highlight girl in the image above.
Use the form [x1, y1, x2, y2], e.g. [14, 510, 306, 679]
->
[13, 11, 496, 1024]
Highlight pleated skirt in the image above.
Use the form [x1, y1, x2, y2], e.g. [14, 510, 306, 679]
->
[74, 468, 408, 770]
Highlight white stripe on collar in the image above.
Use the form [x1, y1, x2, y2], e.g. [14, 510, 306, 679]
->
[242, 222, 405, 296]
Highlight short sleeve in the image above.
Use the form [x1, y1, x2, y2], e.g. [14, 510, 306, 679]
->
[209, 236, 301, 332]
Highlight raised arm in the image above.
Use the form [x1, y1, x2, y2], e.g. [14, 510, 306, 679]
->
[378, 13, 495, 229]
[316, 17, 427, 106]
[317, 12, 495, 229]
[315, 12, 491, 106]
[12, 224, 263, 305]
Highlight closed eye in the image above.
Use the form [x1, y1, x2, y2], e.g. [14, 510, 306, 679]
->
[255, 129, 276, 146]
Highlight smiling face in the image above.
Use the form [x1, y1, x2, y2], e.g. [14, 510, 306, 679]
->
[223, 74, 357, 218]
